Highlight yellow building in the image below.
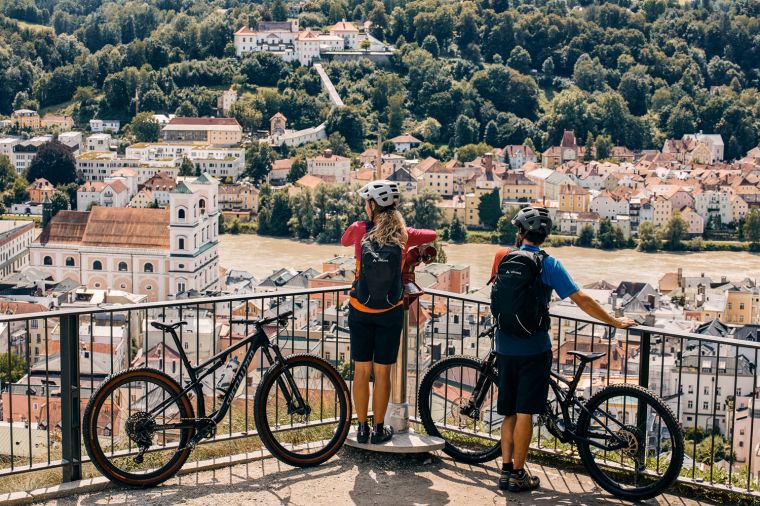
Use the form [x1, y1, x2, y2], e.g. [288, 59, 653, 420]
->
[724, 290, 760, 325]
[502, 173, 539, 203]
[436, 195, 466, 224]
[41, 115, 75, 130]
[558, 184, 590, 212]
[652, 195, 673, 228]
[421, 161, 454, 197]
[11, 109, 40, 129]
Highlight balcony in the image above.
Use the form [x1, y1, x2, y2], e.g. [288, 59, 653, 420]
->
[0, 286, 756, 503]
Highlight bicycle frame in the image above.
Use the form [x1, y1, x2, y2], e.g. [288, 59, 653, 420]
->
[146, 322, 307, 442]
[462, 330, 629, 452]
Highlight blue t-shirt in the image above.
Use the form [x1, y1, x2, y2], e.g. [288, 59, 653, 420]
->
[495, 244, 579, 356]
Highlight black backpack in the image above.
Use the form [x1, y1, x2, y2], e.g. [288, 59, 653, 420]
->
[352, 221, 403, 310]
[490, 249, 550, 337]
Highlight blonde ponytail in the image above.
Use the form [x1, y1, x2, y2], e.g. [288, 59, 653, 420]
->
[364, 208, 406, 248]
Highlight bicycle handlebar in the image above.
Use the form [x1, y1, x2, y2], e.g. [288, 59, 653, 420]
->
[230, 310, 294, 327]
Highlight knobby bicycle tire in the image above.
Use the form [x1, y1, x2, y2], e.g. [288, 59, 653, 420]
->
[83, 368, 196, 487]
[417, 356, 501, 464]
[575, 383, 685, 501]
[254, 353, 351, 467]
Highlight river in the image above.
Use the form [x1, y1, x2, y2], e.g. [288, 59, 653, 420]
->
[218, 235, 760, 290]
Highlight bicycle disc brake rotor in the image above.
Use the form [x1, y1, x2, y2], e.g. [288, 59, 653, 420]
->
[451, 397, 479, 427]
[615, 424, 644, 459]
[125, 411, 157, 449]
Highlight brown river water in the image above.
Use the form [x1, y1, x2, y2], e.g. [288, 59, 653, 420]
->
[218, 235, 760, 290]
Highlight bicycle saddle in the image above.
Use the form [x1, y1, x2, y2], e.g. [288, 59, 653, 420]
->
[150, 321, 189, 332]
[567, 350, 606, 362]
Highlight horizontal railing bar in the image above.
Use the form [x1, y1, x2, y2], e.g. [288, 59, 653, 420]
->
[0, 285, 354, 323]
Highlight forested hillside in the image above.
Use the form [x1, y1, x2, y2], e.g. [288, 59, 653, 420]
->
[1, 0, 759, 158]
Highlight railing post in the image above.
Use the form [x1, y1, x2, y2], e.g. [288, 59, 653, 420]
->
[60, 314, 82, 482]
[637, 330, 651, 430]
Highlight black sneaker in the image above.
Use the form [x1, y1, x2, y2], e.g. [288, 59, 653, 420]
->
[370, 425, 394, 444]
[498, 469, 510, 490]
[508, 469, 540, 492]
[356, 422, 370, 444]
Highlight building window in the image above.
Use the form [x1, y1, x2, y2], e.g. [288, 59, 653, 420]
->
[178, 208, 185, 220]
[65, 257, 75, 266]
[43, 256, 52, 265]
[688, 400, 693, 409]
[703, 401, 709, 410]
[178, 282, 185, 292]
[93, 260, 102, 271]
[118, 261, 128, 272]
[178, 238, 185, 250]
[144, 263, 154, 273]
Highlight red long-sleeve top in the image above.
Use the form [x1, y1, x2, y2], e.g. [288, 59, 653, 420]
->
[341, 221, 437, 313]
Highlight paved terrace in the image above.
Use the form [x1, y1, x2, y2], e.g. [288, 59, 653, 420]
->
[18, 448, 717, 506]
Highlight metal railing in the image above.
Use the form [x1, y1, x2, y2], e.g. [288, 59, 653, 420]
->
[0, 285, 758, 499]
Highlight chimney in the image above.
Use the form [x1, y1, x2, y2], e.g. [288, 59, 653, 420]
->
[324, 149, 332, 158]
[610, 293, 617, 311]
[721, 276, 727, 284]
[644, 314, 656, 326]
[677, 268, 683, 288]
[484, 152, 493, 175]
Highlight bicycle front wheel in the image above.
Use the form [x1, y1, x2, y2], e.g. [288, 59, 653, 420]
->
[417, 356, 501, 463]
[83, 368, 195, 487]
[254, 354, 350, 467]
[575, 384, 684, 501]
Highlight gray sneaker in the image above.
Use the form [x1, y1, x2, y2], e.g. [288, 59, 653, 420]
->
[508, 470, 540, 492]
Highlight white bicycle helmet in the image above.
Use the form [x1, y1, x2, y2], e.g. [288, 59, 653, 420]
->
[357, 180, 401, 207]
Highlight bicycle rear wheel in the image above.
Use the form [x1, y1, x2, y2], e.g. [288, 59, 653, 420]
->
[575, 384, 684, 501]
[83, 368, 195, 487]
[254, 354, 350, 467]
[417, 356, 501, 463]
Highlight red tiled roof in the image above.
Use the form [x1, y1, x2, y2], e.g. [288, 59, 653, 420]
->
[166, 117, 240, 126]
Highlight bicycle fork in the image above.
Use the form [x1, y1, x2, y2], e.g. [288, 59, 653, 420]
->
[263, 343, 311, 417]
[460, 354, 497, 419]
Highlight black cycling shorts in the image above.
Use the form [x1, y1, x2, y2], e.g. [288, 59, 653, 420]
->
[497, 350, 553, 416]
[348, 305, 404, 365]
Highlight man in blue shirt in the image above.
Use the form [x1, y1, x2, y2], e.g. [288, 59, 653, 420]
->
[490, 206, 634, 493]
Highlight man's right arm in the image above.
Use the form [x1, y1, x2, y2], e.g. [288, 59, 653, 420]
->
[569, 291, 636, 329]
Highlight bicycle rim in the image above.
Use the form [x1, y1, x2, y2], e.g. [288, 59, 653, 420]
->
[254, 354, 350, 466]
[575, 384, 684, 501]
[418, 357, 501, 463]
[84, 369, 194, 486]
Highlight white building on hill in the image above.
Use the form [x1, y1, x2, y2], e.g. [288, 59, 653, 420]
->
[307, 149, 350, 184]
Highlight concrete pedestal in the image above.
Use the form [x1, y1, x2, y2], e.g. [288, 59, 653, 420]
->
[344, 427, 445, 453]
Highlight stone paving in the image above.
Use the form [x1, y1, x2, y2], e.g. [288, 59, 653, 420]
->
[39, 447, 719, 506]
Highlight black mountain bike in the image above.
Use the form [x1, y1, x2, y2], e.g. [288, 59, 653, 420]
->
[83, 311, 351, 487]
[418, 325, 684, 501]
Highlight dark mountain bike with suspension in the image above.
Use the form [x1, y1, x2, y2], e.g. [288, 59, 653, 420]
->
[83, 310, 351, 487]
[417, 325, 684, 501]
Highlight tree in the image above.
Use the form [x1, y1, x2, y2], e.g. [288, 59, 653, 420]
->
[407, 192, 442, 229]
[478, 189, 502, 230]
[128, 112, 160, 142]
[241, 52, 288, 87]
[597, 218, 624, 249]
[637, 221, 660, 252]
[326, 107, 365, 151]
[573, 54, 607, 92]
[328, 133, 350, 157]
[179, 157, 195, 176]
[578, 224, 595, 247]
[386, 93, 405, 138]
[507, 46, 532, 74]
[421, 35, 439, 58]
[743, 208, 760, 250]
[272, 0, 287, 21]
[245, 143, 275, 183]
[0, 155, 16, 193]
[175, 101, 198, 117]
[49, 190, 70, 217]
[0, 352, 25, 383]
[287, 157, 307, 183]
[661, 212, 687, 251]
[453, 115, 479, 147]
[583, 132, 594, 161]
[594, 134, 613, 160]
[26, 141, 77, 186]
[258, 190, 292, 236]
[497, 214, 518, 245]
[448, 215, 467, 243]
